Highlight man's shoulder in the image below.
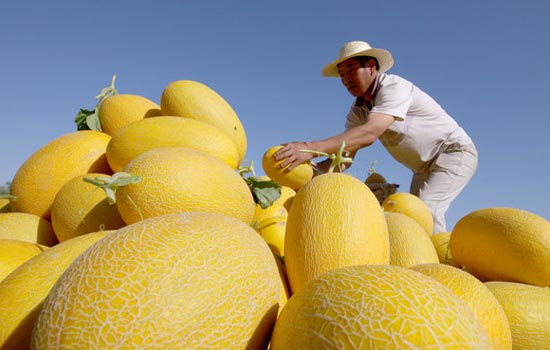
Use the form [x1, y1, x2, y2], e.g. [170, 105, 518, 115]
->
[379, 73, 412, 87]
[376, 73, 413, 101]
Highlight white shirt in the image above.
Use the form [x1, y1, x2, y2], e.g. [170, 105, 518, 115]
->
[345, 73, 473, 172]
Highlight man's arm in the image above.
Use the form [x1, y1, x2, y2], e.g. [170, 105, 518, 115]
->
[274, 112, 395, 170]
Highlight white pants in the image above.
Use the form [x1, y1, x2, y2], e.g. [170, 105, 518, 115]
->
[410, 143, 478, 234]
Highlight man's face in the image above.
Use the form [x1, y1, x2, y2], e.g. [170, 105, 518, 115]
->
[337, 58, 377, 97]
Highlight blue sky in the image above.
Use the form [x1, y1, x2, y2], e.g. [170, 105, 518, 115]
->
[1, 1, 549, 229]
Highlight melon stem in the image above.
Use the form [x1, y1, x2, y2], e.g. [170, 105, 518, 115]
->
[237, 160, 257, 178]
[0, 194, 16, 201]
[95, 74, 118, 103]
[299, 141, 353, 173]
[83, 172, 141, 204]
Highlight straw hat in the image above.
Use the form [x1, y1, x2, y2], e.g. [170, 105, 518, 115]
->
[322, 41, 394, 77]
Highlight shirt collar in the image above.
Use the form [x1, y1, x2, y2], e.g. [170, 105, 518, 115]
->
[355, 72, 383, 108]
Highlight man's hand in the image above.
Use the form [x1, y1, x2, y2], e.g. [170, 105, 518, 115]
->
[273, 142, 316, 171]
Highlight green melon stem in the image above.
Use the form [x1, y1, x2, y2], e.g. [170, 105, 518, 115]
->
[299, 141, 353, 173]
[237, 160, 257, 178]
[367, 161, 379, 175]
[0, 194, 16, 201]
[83, 172, 141, 205]
[95, 74, 118, 103]
[238, 160, 281, 209]
[75, 74, 118, 131]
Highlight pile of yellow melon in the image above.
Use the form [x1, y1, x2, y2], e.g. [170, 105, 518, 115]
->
[1, 78, 549, 350]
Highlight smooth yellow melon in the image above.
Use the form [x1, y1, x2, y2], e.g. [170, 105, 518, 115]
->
[160, 80, 247, 164]
[116, 147, 255, 225]
[31, 212, 281, 349]
[382, 192, 434, 235]
[262, 145, 313, 190]
[271, 264, 491, 349]
[51, 173, 126, 242]
[256, 215, 286, 257]
[98, 94, 161, 136]
[106, 116, 240, 172]
[450, 207, 550, 286]
[274, 255, 290, 310]
[0, 198, 11, 213]
[277, 185, 296, 211]
[485, 281, 550, 350]
[253, 201, 287, 227]
[0, 239, 47, 282]
[284, 173, 388, 294]
[0, 212, 57, 246]
[255, 176, 296, 211]
[10, 130, 112, 219]
[0, 230, 111, 350]
[430, 231, 458, 266]
[384, 212, 439, 267]
[411, 263, 512, 350]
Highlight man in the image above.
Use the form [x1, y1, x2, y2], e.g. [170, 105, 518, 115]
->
[273, 40, 478, 233]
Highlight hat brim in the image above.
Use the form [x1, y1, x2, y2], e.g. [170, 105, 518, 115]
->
[322, 48, 394, 77]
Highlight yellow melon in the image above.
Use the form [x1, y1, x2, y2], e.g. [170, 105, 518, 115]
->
[0, 198, 11, 213]
[256, 215, 287, 257]
[274, 255, 290, 310]
[160, 80, 247, 164]
[384, 212, 439, 267]
[277, 185, 296, 211]
[411, 263, 512, 350]
[485, 281, 550, 350]
[430, 231, 458, 266]
[50, 173, 126, 242]
[0, 212, 57, 246]
[116, 147, 254, 225]
[450, 207, 550, 286]
[31, 212, 281, 349]
[0, 239, 47, 282]
[255, 176, 296, 211]
[10, 130, 112, 219]
[98, 94, 161, 136]
[262, 145, 314, 190]
[270, 264, 491, 349]
[106, 116, 241, 172]
[284, 172, 388, 294]
[0, 230, 111, 349]
[253, 201, 288, 227]
[382, 192, 434, 235]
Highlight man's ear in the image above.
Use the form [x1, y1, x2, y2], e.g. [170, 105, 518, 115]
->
[368, 58, 378, 69]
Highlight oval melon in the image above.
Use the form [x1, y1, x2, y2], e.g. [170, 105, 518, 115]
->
[0, 212, 57, 246]
[160, 80, 247, 164]
[0, 239, 47, 282]
[284, 172, 388, 294]
[384, 212, 439, 267]
[106, 116, 240, 172]
[98, 94, 161, 136]
[382, 192, 434, 235]
[0, 198, 11, 213]
[430, 231, 458, 266]
[271, 264, 491, 349]
[411, 263, 512, 350]
[10, 130, 112, 219]
[450, 207, 550, 286]
[256, 215, 287, 257]
[252, 202, 287, 227]
[262, 145, 313, 190]
[485, 281, 550, 350]
[51, 173, 126, 242]
[116, 147, 254, 225]
[31, 212, 281, 349]
[0, 230, 111, 349]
